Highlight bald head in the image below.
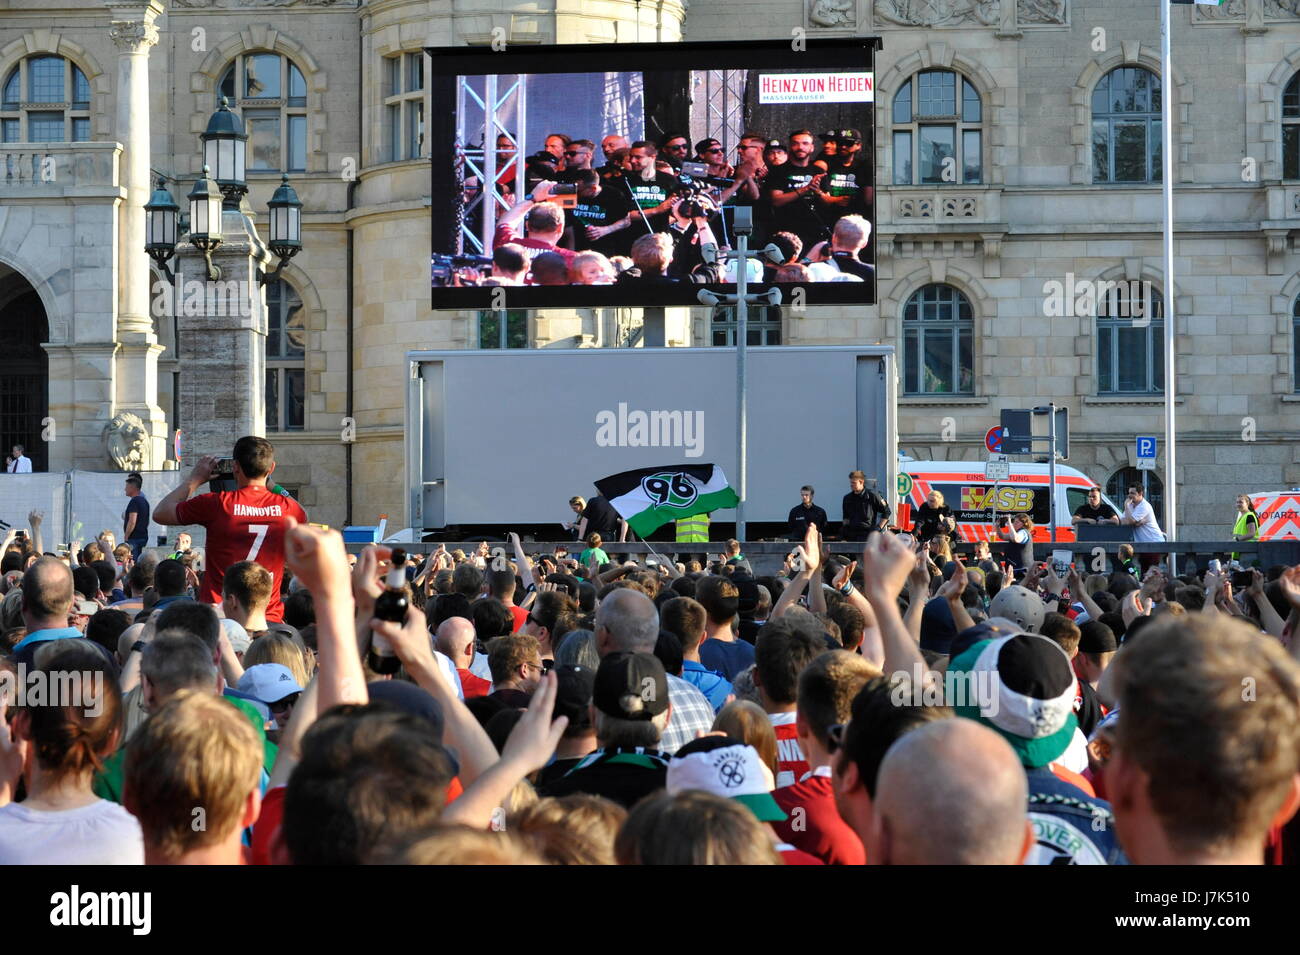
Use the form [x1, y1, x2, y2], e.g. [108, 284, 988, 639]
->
[596, 588, 659, 654]
[435, 616, 477, 668]
[21, 556, 74, 626]
[874, 719, 1031, 865]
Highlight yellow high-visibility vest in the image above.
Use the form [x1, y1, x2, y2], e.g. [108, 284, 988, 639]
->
[676, 513, 710, 543]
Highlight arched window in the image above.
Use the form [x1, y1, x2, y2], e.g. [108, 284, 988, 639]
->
[1092, 66, 1162, 184]
[218, 53, 308, 173]
[1097, 281, 1163, 395]
[1, 55, 91, 143]
[891, 69, 982, 185]
[1107, 467, 1164, 534]
[265, 279, 305, 431]
[1284, 73, 1300, 180]
[902, 284, 974, 395]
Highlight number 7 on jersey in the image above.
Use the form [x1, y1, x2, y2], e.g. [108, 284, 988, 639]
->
[246, 524, 270, 561]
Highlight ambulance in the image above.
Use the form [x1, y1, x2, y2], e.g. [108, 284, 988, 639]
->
[896, 461, 1124, 544]
[1246, 490, 1300, 541]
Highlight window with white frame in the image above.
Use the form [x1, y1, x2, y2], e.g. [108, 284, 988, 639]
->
[1, 55, 91, 143]
[218, 53, 308, 173]
[383, 52, 426, 163]
[265, 279, 306, 431]
[891, 69, 982, 185]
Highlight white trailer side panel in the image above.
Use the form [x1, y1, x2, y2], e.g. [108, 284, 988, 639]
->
[406, 346, 896, 529]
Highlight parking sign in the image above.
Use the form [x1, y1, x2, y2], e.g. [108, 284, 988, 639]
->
[1137, 436, 1156, 459]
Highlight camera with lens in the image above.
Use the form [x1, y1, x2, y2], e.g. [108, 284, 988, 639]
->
[672, 176, 717, 220]
[431, 253, 494, 287]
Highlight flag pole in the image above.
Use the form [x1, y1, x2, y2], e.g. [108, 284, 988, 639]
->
[1161, 0, 1178, 574]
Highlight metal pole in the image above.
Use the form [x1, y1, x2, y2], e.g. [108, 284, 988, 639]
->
[1161, 0, 1178, 576]
[1048, 402, 1057, 545]
[736, 231, 748, 541]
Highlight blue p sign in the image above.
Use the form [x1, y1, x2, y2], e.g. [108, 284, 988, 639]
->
[1137, 436, 1156, 459]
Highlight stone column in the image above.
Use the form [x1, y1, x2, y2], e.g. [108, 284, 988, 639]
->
[107, 0, 167, 468]
[173, 204, 273, 459]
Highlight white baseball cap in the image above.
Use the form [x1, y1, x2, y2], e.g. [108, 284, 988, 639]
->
[667, 737, 786, 822]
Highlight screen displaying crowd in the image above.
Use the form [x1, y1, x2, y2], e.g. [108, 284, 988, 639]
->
[435, 120, 875, 296]
[2, 436, 1300, 866]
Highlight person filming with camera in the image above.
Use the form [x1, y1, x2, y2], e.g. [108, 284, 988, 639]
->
[152, 436, 306, 623]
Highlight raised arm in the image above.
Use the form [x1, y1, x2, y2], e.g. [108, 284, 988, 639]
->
[283, 517, 367, 712]
[860, 531, 933, 689]
[1067, 567, 1104, 623]
[1248, 569, 1286, 638]
[937, 561, 976, 633]
[153, 455, 217, 525]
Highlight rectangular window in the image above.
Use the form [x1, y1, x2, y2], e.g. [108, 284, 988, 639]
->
[29, 59, 63, 103]
[407, 53, 424, 94]
[917, 71, 955, 117]
[1115, 325, 1148, 392]
[2, 118, 19, 143]
[922, 330, 954, 393]
[244, 54, 281, 99]
[1092, 119, 1110, 183]
[893, 131, 912, 185]
[28, 111, 63, 142]
[284, 368, 305, 430]
[962, 129, 981, 183]
[385, 56, 402, 98]
[958, 329, 973, 394]
[893, 80, 912, 124]
[246, 111, 280, 170]
[1112, 121, 1146, 182]
[1098, 325, 1114, 393]
[287, 114, 307, 171]
[72, 117, 90, 141]
[1152, 119, 1162, 182]
[288, 67, 307, 107]
[478, 309, 528, 349]
[904, 328, 919, 393]
[406, 99, 424, 159]
[265, 367, 279, 431]
[1285, 125, 1300, 180]
[918, 125, 954, 184]
[386, 103, 399, 162]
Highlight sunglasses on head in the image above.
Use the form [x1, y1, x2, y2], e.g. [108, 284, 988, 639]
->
[827, 722, 847, 754]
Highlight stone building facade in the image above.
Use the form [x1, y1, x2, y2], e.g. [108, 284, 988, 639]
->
[1, 0, 1298, 539]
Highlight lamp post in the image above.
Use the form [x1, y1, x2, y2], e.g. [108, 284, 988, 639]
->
[696, 206, 785, 541]
[144, 176, 180, 283]
[202, 96, 249, 209]
[186, 164, 224, 281]
[260, 173, 303, 286]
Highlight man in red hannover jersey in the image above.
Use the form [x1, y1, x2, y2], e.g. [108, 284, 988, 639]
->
[153, 436, 307, 622]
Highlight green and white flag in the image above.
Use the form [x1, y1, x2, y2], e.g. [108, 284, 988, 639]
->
[595, 464, 740, 537]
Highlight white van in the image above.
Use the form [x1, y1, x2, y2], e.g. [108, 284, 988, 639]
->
[898, 461, 1124, 545]
[1246, 490, 1300, 541]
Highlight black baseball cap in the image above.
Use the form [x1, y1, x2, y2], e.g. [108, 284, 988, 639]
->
[819, 129, 837, 141]
[765, 139, 787, 151]
[553, 663, 596, 726]
[838, 128, 862, 143]
[593, 651, 669, 721]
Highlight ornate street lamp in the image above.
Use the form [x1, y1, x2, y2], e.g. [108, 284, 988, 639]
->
[187, 164, 224, 281]
[202, 96, 249, 208]
[144, 176, 181, 283]
[260, 174, 303, 285]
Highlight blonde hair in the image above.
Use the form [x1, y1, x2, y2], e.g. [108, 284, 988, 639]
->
[374, 826, 546, 865]
[242, 631, 312, 687]
[570, 251, 615, 284]
[630, 233, 674, 273]
[509, 795, 628, 865]
[928, 489, 946, 507]
[615, 790, 781, 865]
[123, 690, 261, 859]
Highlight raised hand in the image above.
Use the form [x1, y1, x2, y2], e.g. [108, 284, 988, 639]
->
[860, 531, 919, 604]
[938, 561, 968, 602]
[283, 516, 353, 601]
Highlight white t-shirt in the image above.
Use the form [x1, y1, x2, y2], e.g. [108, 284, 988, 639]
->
[1125, 499, 1165, 542]
[0, 799, 144, 864]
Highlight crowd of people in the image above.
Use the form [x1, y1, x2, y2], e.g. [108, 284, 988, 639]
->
[444, 129, 874, 288]
[2, 434, 1300, 866]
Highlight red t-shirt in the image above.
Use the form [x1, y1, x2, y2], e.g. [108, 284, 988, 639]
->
[175, 486, 307, 623]
[458, 668, 493, 699]
[769, 711, 810, 789]
[778, 843, 825, 865]
[772, 767, 866, 866]
[508, 604, 528, 634]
